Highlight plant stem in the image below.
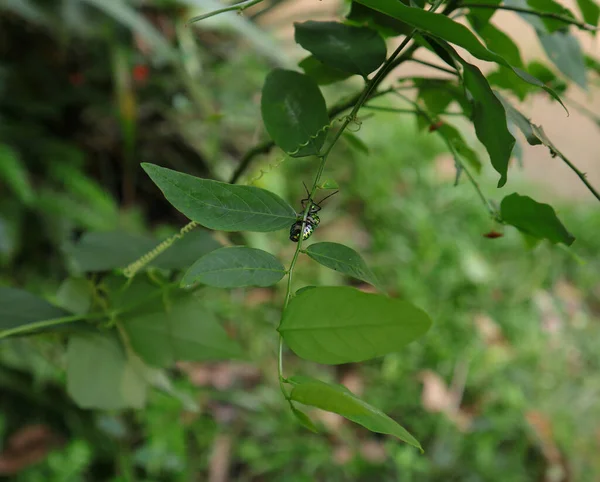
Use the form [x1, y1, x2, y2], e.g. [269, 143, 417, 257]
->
[460, 3, 598, 31]
[553, 148, 600, 202]
[0, 312, 107, 340]
[188, 0, 266, 24]
[363, 105, 463, 116]
[410, 58, 459, 76]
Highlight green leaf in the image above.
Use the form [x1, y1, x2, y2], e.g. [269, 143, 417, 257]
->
[494, 92, 542, 146]
[279, 286, 431, 365]
[291, 406, 319, 433]
[55, 278, 92, 315]
[414, 78, 471, 117]
[261, 69, 329, 157]
[123, 294, 243, 367]
[487, 67, 531, 101]
[182, 246, 286, 288]
[525, 0, 577, 32]
[294, 21, 387, 76]
[538, 31, 587, 89]
[458, 58, 515, 187]
[298, 56, 352, 86]
[67, 332, 147, 410]
[466, 0, 501, 28]
[343, 132, 370, 155]
[142, 164, 296, 231]
[346, 1, 412, 37]
[290, 377, 421, 449]
[437, 123, 482, 173]
[319, 178, 341, 189]
[0, 288, 69, 338]
[527, 61, 567, 93]
[152, 229, 221, 270]
[0, 144, 34, 205]
[471, 22, 524, 69]
[354, 0, 567, 109]
[500, 193, 575, 245]
[304, 242, 383, 291]
[576, 0, 600, 26]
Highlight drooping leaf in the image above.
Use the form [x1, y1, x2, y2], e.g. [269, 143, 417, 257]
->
[414, 78, 471, 117]
[354, 0, 567, 108]
[487, 67, 531, 101]
[279, 286, 431, 364]
[298, 56, 352, 86]
[289, 377, 421, 449]
[290, 406, 319, 433]
[494, 92, 542, 145]
[67, 332, 147, 410]
[123, 294, 243, 367]
[527, 61, 568, 94]
[182, 246, 286, 288]
[576, 0, 600, 26]
[142, 164, 296, 231]
[0, 287, 70, 338]
[260, 69, 329, 157]
[500, 193, 575, 245]
[294, 21, 387, 76]
[437, 123, 482, 173]
[304, 242, 383, 291]
[538, 31, 587, 89]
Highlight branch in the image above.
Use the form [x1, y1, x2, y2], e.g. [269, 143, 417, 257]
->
[409, 58, 459, 76]
[188, 0, 266, 24]
[460, 3, 598, 31]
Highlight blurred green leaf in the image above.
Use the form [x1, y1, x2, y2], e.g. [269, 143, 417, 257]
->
[182, 246, 286, 288]
[437, 123, 482, 173]
[261, 69, 329, 157]
[525, 0, 577, 32]
[342, 133, 370, 155]
[501, 193, 575, 245]
[494, 92, 542, 145]
[538, 31, 587, 89]
[294, 21, 386, 76]
[0, 144, 34, 205]
[56, 278, 92, 315]
[279, 286, 431, 364]
[152, 229, 221, 270]
[304, 242, 384, 291]
[576, 0, 600, 26]
[67, 332, 147, 410]
[290, 377, 421, 449]
[467, 0, 502, 28]
[123, 294, 243, 367]
[471, 22, 524, 69]
[346, 1, 412, 37]
[298, 56, 352, 86]
[142, 164, 296, 231]
[290, 406, 319, 433]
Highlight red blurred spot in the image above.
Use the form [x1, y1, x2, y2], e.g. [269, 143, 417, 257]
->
[483, 231, 503, 239]
[133, 64, 150, 84]
[429, 120, 444, 132]
[68, 72, 85, 86]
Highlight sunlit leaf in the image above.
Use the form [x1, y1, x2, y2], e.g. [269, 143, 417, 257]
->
[289, 377, 421, 449]
[261, 69, 329, 157]
[143, 164, 296, 231]
[304, 242, 384, 291]
[182, 246, 286, 288]
[279, 286, 431, 364]
[294, 21, 387, 76]
[501, 193, 575, 245]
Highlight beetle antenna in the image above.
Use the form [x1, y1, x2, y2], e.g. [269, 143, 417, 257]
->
[302, 182, 311, 198]
[316, 190, 339, 205]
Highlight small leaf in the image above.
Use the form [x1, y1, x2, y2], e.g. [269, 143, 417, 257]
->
[67, 332, 148, 410]
[182, 246, 286, 288]
[298, 56, 352, 85]
[294, 21, 386, 76]
[576, 0, 600, 26]
[279, 286, 431, 365]
[319, 178, 340, 189]
[500, 193, 575, 245]
[304, 242, 383, 291]
[0, 288, 69, 337]
[290, 377, 421, 449]
[143, 164, 297, 231]
[123, 294, 243, 367]
[261, 69, 329, 157]
[291, 406, 319, 433]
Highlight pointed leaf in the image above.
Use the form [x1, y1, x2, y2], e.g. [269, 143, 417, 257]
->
[279, 286, 431, 365]
[142, 164, 296, 231]
[298, 56, 352, 86]
[291, 406, 319, 433]
[290, 377, 421, 449]
[294, 21, 386, 76]
[576, 0, 600, 26]
[500, 193, 575, 245]
[494, 92, 542, 146]
[0, 288, 69, 338]
[182, 246, 286, 288]
[123, 294, 243, 367]
[67, 332, 147, 410]
[304, 242, 383, 291]
[261, 69, 329, 157]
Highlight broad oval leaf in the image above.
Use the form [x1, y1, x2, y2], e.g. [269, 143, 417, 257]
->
[294, 21, 386, 76]
[278, 286, 431, 364]
[142, 164, 296, 231]
[355, 0, 566, 109]
[67, 332, 147, 410]
[261, 69, 329, 157]
[0, 287, 69, 338]
[500, 193, 575, 245]
[182, 246, 286, 288]
[123, 294, 243, 367]
[298, 56, 352, 86]
[304, 242, 383, 291]
[290, 377, 421, 449]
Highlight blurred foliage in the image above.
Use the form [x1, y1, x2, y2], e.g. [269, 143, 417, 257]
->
[1, 0, 600, 481]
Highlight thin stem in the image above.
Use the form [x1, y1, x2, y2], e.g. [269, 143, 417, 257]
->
[0, 312, 107, 340]
[460, 3, 598, 31]
[409, 58, 459, 76]
[363, 105, 463, 116]
[553, 148, 600, 202]
[188, 0, 265, 24]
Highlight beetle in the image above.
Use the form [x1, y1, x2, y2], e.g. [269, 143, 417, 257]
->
[289, 184, 338, 242]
